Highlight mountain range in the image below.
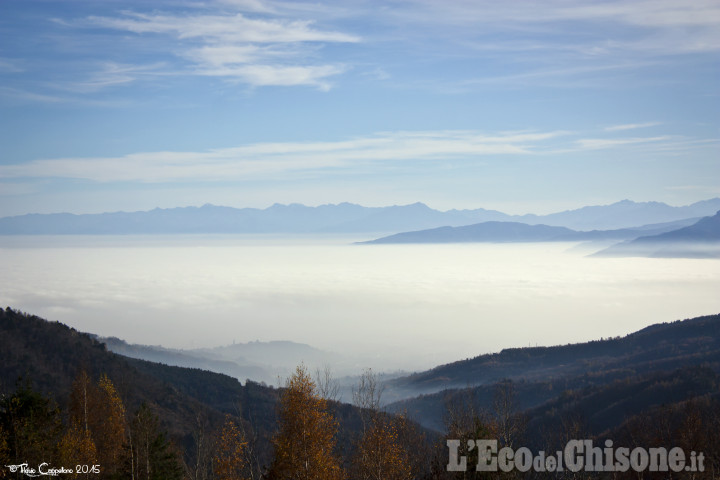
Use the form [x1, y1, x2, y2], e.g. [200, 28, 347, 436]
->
[360, 209, 720, 258]
[1, 198, 719, 234]
[359, 217, 701, 244]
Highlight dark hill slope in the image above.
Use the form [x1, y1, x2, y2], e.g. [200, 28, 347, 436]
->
[387, 315, 720, 439]
[386, 314, 720, 398]
[0, 307, 275, 449]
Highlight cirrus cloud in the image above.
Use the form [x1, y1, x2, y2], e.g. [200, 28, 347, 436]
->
[80, 8, 360, 89]
[0, 130, 566, 183]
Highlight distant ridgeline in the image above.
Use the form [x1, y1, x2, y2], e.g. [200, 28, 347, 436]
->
[1, 307, 719, 478]
[1, 198, 720, 234]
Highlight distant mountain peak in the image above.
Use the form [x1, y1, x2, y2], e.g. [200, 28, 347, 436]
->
[398, 202, 431, 209]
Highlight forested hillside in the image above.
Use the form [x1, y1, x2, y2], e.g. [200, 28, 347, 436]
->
[0, 307, 433, 479]
[386, 315, 720, 476]
[386, 314, 720, 397]
[2, 308, 719, 479]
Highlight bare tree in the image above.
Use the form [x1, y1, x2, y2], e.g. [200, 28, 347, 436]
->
[315, 364, 340, 403]
[186, 410, 215, 480]
[353, 368, 383, 409]
[492, 379, 525, 450]
[350, 369, 414, 480]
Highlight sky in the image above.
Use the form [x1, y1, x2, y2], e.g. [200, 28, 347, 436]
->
[0, 0, 719, 217]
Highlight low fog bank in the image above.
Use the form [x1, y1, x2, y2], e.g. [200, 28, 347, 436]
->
[2, 236, 719, 377]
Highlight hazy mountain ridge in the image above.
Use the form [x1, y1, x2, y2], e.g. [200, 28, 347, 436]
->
[2, 198, 719, 234]
[360, 215, 708, 245]
[99, 336, 275, 384]
[515, 198, 720, 230]
[101, 336, 358, 386]
[360, 222, 576, 244]
[593, 210, 720, 258]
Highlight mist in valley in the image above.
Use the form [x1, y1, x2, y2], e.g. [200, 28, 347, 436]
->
[2, 234, 718, 379]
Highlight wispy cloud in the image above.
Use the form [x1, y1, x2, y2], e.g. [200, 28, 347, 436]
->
[575, 136, 672, 150]
[86, 11, 359, 43]
[397, 0, 720, 45]
[398, 0, 720, 26]
[0, 58, 24, 73]
[64, 62, 169, 93]
[0, 86, 68, 104]
[604, 122, 662, 132]
[198, 64, 347, 90]
[457, 62, 657, 90]
[80, 8, 360, 89]
[0, 130, 566, 183]
[383, 0, 720, 88]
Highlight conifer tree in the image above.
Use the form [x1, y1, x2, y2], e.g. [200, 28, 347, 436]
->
[0, 379, 62, 467]
[126, 403, 184, 480]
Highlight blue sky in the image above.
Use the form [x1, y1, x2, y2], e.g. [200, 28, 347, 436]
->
[0, 0, 718, 216]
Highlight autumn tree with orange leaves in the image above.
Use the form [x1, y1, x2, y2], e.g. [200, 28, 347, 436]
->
[267, 365, 343, 480]
[65, 371, 127, 478]
[58, 423, 98, 479]
[214, 414, 250, 480]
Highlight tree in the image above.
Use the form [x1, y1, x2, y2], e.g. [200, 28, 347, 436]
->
[58, 423, 98, 479]
[352, 368, 383, 431]
[96, 374, 127, 477]
[186, 411, 215, 480]
[315, 365, 340, 403]
[351, 369, 413, 480]
[428, 388, 496, 480]
[492, 380, 524, 450]
[0, 379, 62, 467]
[267, 364, 343, 480]
[68, 371, 127, 479]
[69, 371, 96, 437]
[0, 423, 10, 479]
[352, 414, 412, 480]
[214, 414, 249, 480]
[125, 403, 184, 480]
